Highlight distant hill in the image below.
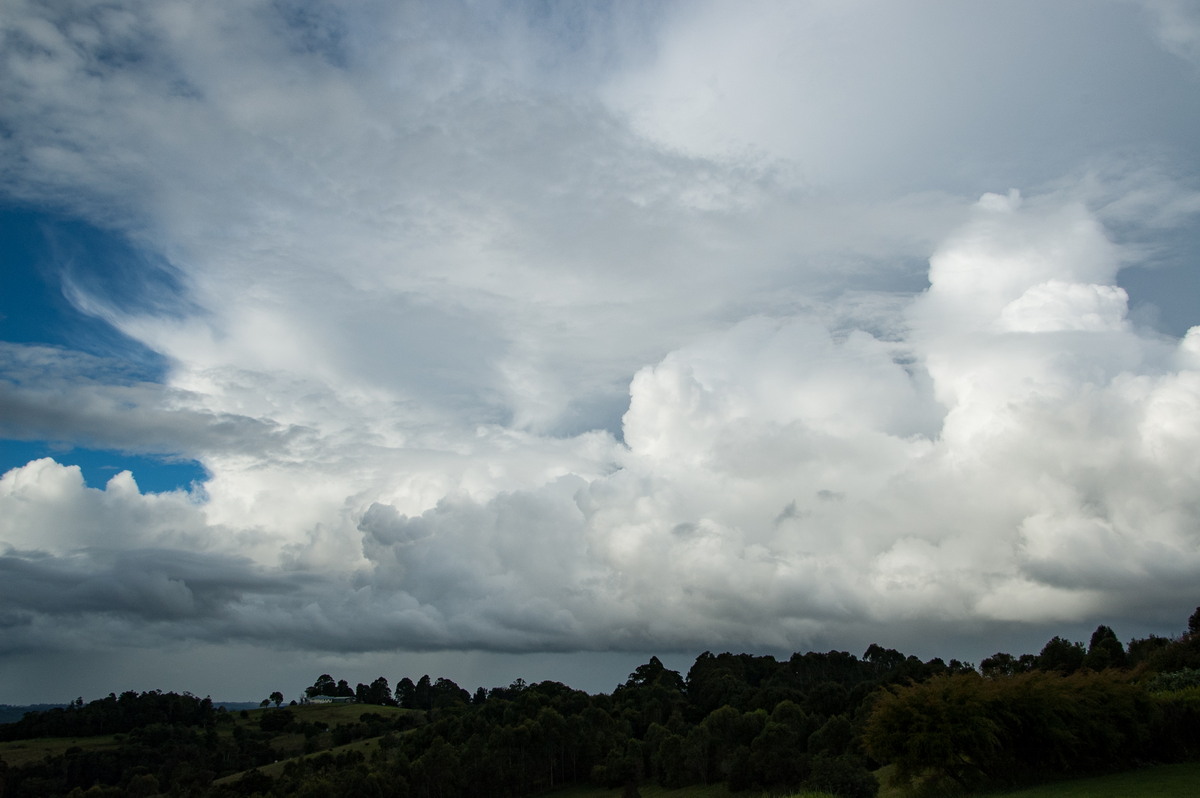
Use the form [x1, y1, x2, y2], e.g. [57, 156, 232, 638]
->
[0, 704, 67, 724]
[212, 701, 266, 712]
[1, 701, 262, 725]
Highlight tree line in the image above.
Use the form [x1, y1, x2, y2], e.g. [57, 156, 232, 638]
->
[864, 608, 1200, 794]
[1, 607, 1199, 797]
[300, 673, 472, 710]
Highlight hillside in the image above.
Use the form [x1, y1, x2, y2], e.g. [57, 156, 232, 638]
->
[0, 704, 66, 725]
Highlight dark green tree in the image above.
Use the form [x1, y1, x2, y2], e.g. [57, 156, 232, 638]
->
[396, 676, 416, 709]
[808, 714, 854, 757]
[614, 657, 687, 736]
[431, 677, 470, 708]
[979, 652, 1034, 678]
[863, 644, 906, 674]
[863, 673, 999, 790]
[414, 675, 433, 710]
[808, 753, 879, 798]
[865, 670, 1155, 791]
[1085, 625, 1127, 670]
[748, 717, 808, 789]
[306, 674, 337, 698]
[625, 656, 685, 691]
[1038, 636, 1086, 674]
[259, 708, 294, 732]
[359, 676, 392, 705]
[980, 652, 1018, 678]
[1128, 634, 1173, 666]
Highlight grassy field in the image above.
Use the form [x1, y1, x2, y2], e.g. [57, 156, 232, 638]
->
[292, 703, 415, 721]
[212, 735, 392, 785]
[544, 762, 1200, 798]
[547, 786, 837, 798]
[0, 703, 420, 778]
[0, 734, 121, 768]
[211, 703, 422, 785]
[982, 761, 1200, 798]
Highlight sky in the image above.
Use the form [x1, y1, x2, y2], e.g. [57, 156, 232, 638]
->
[2, 0, 1200, 704]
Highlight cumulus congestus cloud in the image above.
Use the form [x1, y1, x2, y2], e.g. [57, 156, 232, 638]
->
[1, 1, 1200, 697]
[7, 191, 1195, 657]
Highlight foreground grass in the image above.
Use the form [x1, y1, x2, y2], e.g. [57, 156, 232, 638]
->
[547, 762, 1200, 798]
[229, 703, 421, 758]
[549, 786, 734, 798]
[982, 761, 1200, 798]
[548, 785, 836, 798]
[0, 703, 420, 781]
[212, 735, 391, 785]
[212, 704, 423, 784]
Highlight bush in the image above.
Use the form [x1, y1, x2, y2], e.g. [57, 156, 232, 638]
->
[1150, 685, 1200, 760]
[1144, 668, 1200, 693]
[259, 708, 294, 732]
[864, 670, 1156, 790]
[807, 753, 878, 798]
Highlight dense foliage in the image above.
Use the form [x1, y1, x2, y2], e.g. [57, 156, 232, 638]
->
[0, 691, 217, 740]
[2, 607, 1199, 797]
[864, 670, 1156, 790]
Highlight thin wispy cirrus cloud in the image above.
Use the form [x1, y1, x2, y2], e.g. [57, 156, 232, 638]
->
[2, 0, 1200, 702]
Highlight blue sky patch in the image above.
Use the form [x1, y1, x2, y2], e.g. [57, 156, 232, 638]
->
[0, 440, 207, 494]
[1, 206, 204, 493]
[0, 205, 184, 381]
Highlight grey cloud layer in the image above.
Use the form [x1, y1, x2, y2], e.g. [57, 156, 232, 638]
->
[4, 193, 1198, 657]
[2, 1, 1200, 671]
[0, 344, 305, 457]
[0, 0, 967, 435]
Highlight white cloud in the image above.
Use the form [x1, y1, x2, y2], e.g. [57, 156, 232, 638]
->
[0, 458, 217, 556]
[8, 190, 1197, 662]
[604, 0, 1200, 192]
[998, 281, 1129, 334]
[2, 1, 1200, 697]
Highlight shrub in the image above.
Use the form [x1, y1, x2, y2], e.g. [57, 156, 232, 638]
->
[807, 753, 878, 798]
[864, 670, 1155, 790]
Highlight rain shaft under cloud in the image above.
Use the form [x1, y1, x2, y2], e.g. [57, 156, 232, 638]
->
[2, 0, 1200, 701]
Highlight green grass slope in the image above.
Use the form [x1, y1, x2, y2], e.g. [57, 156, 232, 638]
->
[543, 762, 1200, 798]
[985, 761, 1200, 798]
[212, 703, 423, 785]
[0, 735, 120, 768]
[547, 787, 839, 798]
